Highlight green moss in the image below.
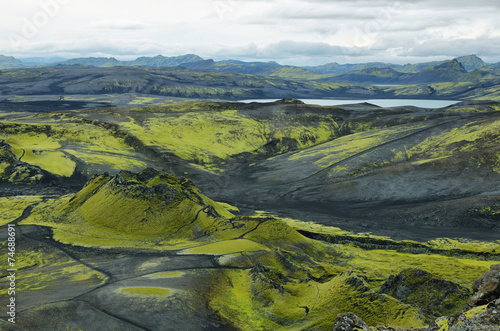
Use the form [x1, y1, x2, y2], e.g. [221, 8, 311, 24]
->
[209, 270, 284, 331]
[436, 319, 449, 331]
[209, 269, 424, 330]
[0, 195, 43, 225]
[464, 304, 488, 319]
[287, 123, 422, 172]
[285, 216, 498, 285]
[0, 161, 9, 176]
[121, 110, 268, 164]
[64, 148, 147, 172]
[406, 119, 500, 172]
[144, 271, 185, 279]
[136, 258, 171, 272]
[119, 287, 173, 297]
[0, 246, 106, 296]
[0, 245, 48, 271]
[180, 239, 269, 255]
[118, 105, 340, 169]
[128, 96, 159, 105]
[338, 246, 496, 289]
[1, 119, 145, 176]
[240, 218, 309, 244]
[5, 134, 76, 177]
[206, 222, 495, 330]
[428, 238, 500, 254]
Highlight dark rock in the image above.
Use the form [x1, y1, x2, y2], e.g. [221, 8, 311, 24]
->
[468, 264, 500, 307]
[343, 271, 370, 293]
[333, 312, 370, 331]
[433, 304, 500, 330]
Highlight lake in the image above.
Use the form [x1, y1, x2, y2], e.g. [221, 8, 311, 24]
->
[239, 99, 460, 108]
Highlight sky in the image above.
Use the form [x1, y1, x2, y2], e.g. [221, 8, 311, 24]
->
[1, 0, 500, 66]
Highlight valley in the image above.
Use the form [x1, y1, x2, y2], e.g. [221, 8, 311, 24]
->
[0, 55, 499, 330]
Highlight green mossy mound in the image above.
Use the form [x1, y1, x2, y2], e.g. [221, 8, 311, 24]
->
[23, 168, 237, 245]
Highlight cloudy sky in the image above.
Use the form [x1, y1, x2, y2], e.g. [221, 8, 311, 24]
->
[1, 0, 500, 65]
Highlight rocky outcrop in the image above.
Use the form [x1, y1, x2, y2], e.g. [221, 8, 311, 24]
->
[379, 269, 470, 323]
[333, 265, 500, 330]
[468, 264, 500, 307]
[0, 141, 45, 184]
[426, 264, 500, 330]
[332, 312, 427, 331]
[427, 300, 500, 330]
[333, 312, 370, 331]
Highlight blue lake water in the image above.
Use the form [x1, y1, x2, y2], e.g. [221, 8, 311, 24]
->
[239, 99, 460, 109]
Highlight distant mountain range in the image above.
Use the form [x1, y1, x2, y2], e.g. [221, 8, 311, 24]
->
[1, 53, 500, 85]
[304, 55, 490, 75]
[318, 59, 500, 85]
[179, 55, 500, 84]
[31, 54, 205, 68]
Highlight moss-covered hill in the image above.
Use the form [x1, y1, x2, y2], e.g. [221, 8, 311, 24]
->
[22, 168, 238, 248]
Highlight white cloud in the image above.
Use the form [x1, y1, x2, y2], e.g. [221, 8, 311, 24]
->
[400, 37, 500, 58]
[0, 0, 499, 65]
[87, 19, 148, 30]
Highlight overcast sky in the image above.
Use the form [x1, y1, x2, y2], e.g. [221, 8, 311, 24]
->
[1, 0, 499, 65]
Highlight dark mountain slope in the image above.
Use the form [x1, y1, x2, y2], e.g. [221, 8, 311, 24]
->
[306, 62, 401, 74]
[320, 60, 487, 85]
[125, 54, 203, 67]
[0, 66, 368, 100]
[408, 59, 468, 83]
[320, 67, 403, 84]
[51, 54, 204, 67]
[180, 59, 326, 80]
